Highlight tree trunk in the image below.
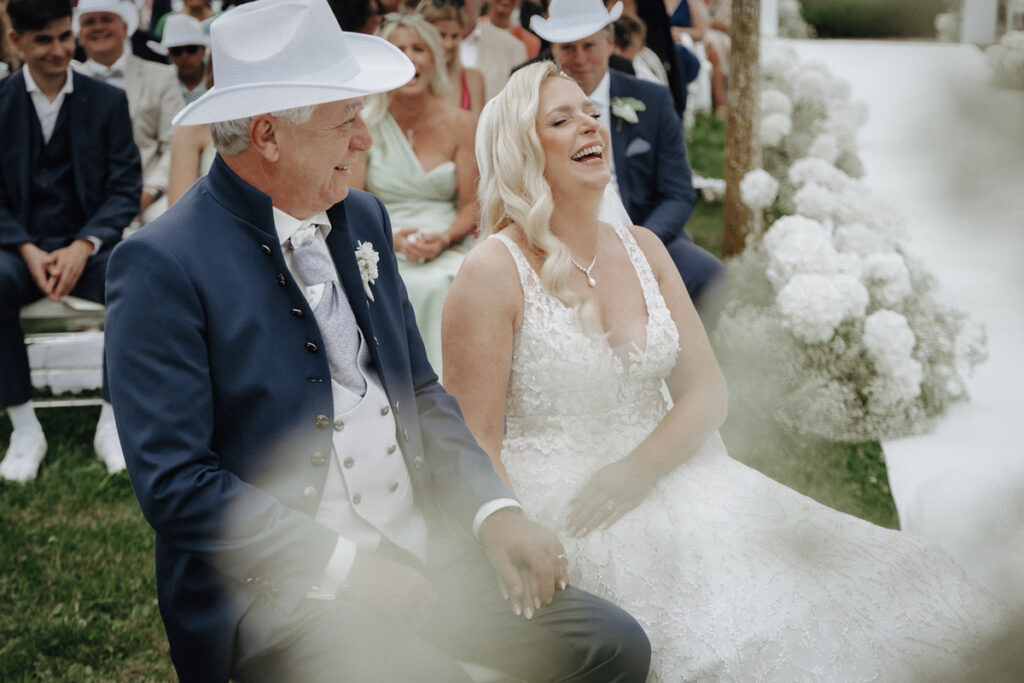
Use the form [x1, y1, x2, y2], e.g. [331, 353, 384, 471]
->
[722, 0, 762, 257]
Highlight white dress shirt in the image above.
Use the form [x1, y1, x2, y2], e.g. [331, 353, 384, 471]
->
[84, 53, 128, 90]
[23, 66, 74, 144]
[588, 71, 622, 200]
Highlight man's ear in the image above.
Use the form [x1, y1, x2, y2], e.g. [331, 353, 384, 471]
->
[9, 29, 23, 55]
[249, 114, 281, 162]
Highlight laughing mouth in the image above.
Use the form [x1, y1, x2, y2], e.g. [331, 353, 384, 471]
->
[571, 144, 604, 162]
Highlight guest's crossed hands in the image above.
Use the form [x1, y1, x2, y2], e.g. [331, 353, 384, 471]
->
[46, 239, 94, 299]
[479, 508, 570, 620]
[19, 242, 57, 299]
[344, 550, 438, 634]
[566, 457, 660, 536]
[394, 228, 448, 263]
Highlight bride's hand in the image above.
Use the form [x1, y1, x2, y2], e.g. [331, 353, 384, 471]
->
[566, 458, 659, 536]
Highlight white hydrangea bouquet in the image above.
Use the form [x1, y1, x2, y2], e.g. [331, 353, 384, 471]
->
[986, 31, 1024, 89]
[713, 49, 986, 442]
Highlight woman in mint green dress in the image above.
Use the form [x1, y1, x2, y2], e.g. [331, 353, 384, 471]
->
[353, 13, 479, 375]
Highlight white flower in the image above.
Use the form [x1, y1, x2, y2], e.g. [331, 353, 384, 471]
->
[788, 156, 851, 191]
[863, 309, 916, 374]
[863, 253, 912, 307]
[808, 133, 840, 164]
[610, 96, 645, 127]
[793, 181, 837, 222]
[739, 169, 779, 209]
[763, 215, 840, 287]
[834, 223, 890, 257]
[832, 273, 869, 321]
[760, 112, 792, 147]
[761, 89, 793, 117]
[355, 240, 379, 301]
[776, 273, 846, 344]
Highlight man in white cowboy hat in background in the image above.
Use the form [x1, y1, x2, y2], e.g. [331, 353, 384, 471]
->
[532, 0, 728, 327]
[103, 0, 651, 680]
[147, 13, 209, 104]
[74, 0, 184, 226]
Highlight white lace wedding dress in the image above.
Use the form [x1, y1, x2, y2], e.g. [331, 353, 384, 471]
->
[491, 227, 1009, 682]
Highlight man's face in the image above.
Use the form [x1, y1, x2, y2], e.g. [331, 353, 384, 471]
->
[10, 16, 75, 80]
[78, 11, 128, 62]
[169, 44, 206, 81]
[271, 98, 372, 218]
[550, 30, 612, 97]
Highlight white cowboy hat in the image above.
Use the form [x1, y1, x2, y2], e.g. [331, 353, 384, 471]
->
[74, 0, 140, 37]
[172, 0, 414, 126]
[530, 0, 623, 44]
[146, 14, 209, 57]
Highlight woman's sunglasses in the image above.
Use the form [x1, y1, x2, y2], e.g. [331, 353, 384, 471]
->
[168, 45, 204, 57]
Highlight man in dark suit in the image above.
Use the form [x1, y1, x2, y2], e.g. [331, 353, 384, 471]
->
[103, 1, 650, 681]
[532, 0, 727, 325]
[0, 0, 141, 482]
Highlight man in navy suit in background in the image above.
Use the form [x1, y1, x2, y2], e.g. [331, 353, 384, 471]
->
[533, 0, 727, 326]
[0, 0, 141, 482]
[104, 1, 650, 680]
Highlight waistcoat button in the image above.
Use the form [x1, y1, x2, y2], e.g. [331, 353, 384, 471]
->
[315, 415, 329, 429]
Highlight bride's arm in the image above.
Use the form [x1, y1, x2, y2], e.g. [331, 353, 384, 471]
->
[441, 237, 523, 492]
[566, 225, 727, 535]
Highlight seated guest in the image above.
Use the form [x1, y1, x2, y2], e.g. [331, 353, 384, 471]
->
[1, 3, 23, 78]
[533, 0, 726, 324]
[151, 0, 216, 37]
[417, 0, 486, 116]
[351, 12, 479, 375]
[483, 0, 541, 59]
[619, 0, 690, 116]
[75, 0, 185, 225]
[166, 123, 214, 206]
[327, 0, 384, 33]
[458, 0, 527, 100]
[72, 0, 167, 64]
[613, 13, 668, 86]
[146, 14, 209, 105]
[0, 0, 141, 481]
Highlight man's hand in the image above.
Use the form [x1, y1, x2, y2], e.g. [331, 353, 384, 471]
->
[343, 550, 438, 634]
[18, 242, 57, 299]
[139, 189, 155, 217]
[46, 239, 94, 300]
[394, 229, 446, 263]
[479, 509, 569, 620]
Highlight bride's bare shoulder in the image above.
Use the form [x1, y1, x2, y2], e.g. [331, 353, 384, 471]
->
[449, 229, 525, 313]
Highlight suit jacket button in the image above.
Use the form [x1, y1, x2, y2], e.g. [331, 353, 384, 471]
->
[374, 336, 379, 346]
[303, 485, 318, 500]
[290, 308, 304, 318]
[387, 444, 397, 454]
[380, 405, 390, 416]
[277, 273, 287, 286]
[334, 419, 344, 432]
[305, 341, 318, 353]
[352, 493, 362, 504]
[343, 457, 354, 469]
[413, 455, 424, 469]
[315, 415, 329, 429]
[389, 481, 400, 492]
[260, 244, 272, 255]
[311, 451, 326, 467]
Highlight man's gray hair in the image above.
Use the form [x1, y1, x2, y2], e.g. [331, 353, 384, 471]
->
[210, 105, 317, 156]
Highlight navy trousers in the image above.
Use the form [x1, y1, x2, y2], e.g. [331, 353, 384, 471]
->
[0, 245, 111, 407]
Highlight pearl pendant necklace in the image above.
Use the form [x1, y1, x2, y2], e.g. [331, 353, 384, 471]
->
[570, 252, 598, 287]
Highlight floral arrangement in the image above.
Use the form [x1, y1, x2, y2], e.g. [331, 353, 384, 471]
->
[778, 0, 815, 39]
[986, 31, 1024, 89]
[355, 241, 379, 301]
[758, 44, 868, 213]
[610, 96, 646, 131]
[712, 49, 987, 442]
[934, 0, 960, 42]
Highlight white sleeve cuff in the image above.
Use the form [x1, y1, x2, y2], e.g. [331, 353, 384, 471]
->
[306, 536, 358, 601]
[472, 498, 523, 540]
[85, 236, 102, 255]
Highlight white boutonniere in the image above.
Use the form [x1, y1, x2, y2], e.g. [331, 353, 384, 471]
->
[355, 241, 379, 302]
[610, 97, 646, 131]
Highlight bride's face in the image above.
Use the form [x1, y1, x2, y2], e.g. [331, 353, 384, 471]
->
[535, 77, 611, 199]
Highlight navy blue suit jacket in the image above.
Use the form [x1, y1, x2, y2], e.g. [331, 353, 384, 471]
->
[104, 156, 513, 682]
[609, 71, 696, 245]
[0, 69, 141, 249]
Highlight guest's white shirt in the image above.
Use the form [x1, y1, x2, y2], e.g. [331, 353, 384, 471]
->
[459, 23, 481, 68]
[271, 207, 519, 592]
[85, 53, 128, 90]
[588, 71, 621, 200]
[23, 66, 74, 144]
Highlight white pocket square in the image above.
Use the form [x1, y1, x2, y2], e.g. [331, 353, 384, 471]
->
[625, 138, 652, 157]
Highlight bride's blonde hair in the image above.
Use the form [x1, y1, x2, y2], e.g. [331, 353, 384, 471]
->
[477, 62, 598, 330]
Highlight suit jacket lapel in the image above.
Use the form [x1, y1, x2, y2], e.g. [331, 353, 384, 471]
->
[8, 74, 33, 212]
[68, 73, 92, 213]
[608, 72, 630, 209]
[325, 204, 376, 343]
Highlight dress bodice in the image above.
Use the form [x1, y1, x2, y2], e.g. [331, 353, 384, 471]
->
[492, 225, 678, 468]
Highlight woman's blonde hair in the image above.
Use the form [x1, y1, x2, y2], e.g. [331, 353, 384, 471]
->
[477, 62, 598, 329]
[415, 0, 464, 108]
[363, 12, 452, 126]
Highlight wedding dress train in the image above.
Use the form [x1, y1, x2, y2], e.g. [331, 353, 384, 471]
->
[491, 226, 1010, 682]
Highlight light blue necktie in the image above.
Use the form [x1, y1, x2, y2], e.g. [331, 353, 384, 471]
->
[289, 225, 366, 396]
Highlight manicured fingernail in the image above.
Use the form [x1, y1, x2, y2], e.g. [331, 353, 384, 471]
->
[513, 603, 521, 616]
[525, 606, 534, 619]
[534, 597, 541, 610]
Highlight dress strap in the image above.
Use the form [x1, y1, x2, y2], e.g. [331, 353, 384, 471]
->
[488, 233, 536, 295]
[610, 224, 665, 314]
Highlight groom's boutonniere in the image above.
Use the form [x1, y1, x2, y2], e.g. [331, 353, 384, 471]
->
[355, 241, 379, 302]
[610, 97, 646, 132]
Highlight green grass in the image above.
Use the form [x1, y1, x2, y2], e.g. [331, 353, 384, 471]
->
[799, 0, 946, 38]
[0, 113, 894, 678]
